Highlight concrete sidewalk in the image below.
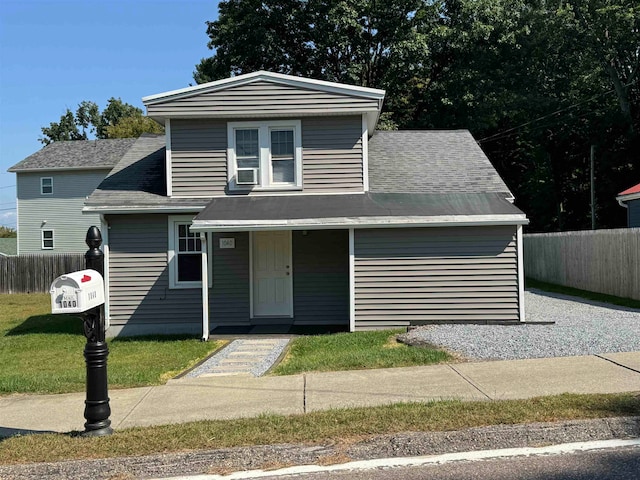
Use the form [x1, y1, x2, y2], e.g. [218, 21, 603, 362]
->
[1, 352, 639, 437]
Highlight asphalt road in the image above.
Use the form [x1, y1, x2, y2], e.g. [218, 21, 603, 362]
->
[255, 445, 640, 480]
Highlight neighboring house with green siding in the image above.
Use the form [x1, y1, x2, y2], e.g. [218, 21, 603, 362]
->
[83, 71, 529, 338]
[8, 139, 136, 254]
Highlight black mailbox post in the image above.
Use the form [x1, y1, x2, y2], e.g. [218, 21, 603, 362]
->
[82, 226, 113, 436]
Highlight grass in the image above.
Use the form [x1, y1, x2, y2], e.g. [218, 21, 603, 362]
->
[1, 392, 638, 464]
[271, 329, 452, 376]
[0, 294, 224, 395]
[526, 278, 640, 310]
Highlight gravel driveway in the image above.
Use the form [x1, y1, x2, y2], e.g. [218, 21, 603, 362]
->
[400, 289, 640, 361]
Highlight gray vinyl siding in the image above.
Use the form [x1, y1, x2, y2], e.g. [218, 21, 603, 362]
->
[354, 226, 519, 329]
[170, 116, 364, 196]
[210, 232, 250, 325]
[148, 81, 379, 118]
[107, 214, 201, 328]
[628, 199, 640, 227]
[292, 230, 349, 325]
[302, 117, 363, 192]
[171, 119, 228, 196]
[16, 170, 110, 254]
[208, 230, 349, 327]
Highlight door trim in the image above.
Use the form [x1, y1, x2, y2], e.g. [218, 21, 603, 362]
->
[250, 230, 293, 319]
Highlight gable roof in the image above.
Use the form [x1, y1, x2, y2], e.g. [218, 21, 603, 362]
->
[143, 70, 385, 105]
[142, 71, 385, 133]
[8, 138, 137, 173]
[618, 182, 640, 197]
[368, 130, 513, 196]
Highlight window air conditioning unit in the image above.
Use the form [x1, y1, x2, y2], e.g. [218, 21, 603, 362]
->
[237, 168, 258, 185]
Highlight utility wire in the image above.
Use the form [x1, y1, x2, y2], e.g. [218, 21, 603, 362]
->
[0, 185, 16, 190]
[478, 82, 632, 144]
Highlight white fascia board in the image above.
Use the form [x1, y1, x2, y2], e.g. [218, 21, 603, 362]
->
[83, 205, 206, 214]
[10, 166, 115, 173]
[190, 214, 529, 232]
[616, 192, 640, 203]
[142, 70, 385, 105]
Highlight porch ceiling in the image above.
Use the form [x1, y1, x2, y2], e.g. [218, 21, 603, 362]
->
[190, 192, 528, 231]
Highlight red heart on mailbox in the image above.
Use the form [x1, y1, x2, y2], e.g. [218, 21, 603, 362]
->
[81, 275, 91, 283]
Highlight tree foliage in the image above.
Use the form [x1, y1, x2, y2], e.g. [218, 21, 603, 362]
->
[40, 98, 164, 145]
[196, 0, 639, 232]
[0, 226, 17, 238]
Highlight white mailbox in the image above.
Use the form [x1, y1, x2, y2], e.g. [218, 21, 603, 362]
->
[50, 269, 105, 314]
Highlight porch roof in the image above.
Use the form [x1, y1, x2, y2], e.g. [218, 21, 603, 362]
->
[190, 192, 527, 231]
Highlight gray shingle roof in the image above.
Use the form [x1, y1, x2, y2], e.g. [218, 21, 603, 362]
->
[194, 192, 525, 225]
[368, 130, 512, 196]
[85, 134, 206, 211]
[8, 138, 138, 172]
[84, 129, 522, 221]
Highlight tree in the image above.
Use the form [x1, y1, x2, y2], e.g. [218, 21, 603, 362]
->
[195, 0, 639, 231]
[0, 226, 17, 238]
[105, 116, 164, 138]
[39, 98, 163, 145]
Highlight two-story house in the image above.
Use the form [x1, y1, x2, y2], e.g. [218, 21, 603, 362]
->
[84, 71, 528, 338]
[8, 138, 136, 254]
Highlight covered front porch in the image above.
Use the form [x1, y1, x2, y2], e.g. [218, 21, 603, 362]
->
[198, 229, 351, 340]
[190, 192, 529, 341]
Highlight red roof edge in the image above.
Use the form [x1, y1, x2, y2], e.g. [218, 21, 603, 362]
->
[618, 182, 640, 196]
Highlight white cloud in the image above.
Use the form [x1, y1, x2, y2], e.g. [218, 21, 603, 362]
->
[0, 210, 17, 228]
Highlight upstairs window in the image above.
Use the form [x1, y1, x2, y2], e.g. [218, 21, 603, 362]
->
[42, 230, 54, 249]
[41, 177, 53, 195]
[228, 120, 302, 191]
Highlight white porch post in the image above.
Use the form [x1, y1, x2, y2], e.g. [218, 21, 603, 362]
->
[349, 228, 355, 332]
[100, 215, 110, 329]
[517, 225, 526, 322]
[200, 232, 210, 340]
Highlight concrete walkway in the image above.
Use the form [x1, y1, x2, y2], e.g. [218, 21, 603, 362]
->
[1, 352, 639, 437]
[183, 338, 290, 377]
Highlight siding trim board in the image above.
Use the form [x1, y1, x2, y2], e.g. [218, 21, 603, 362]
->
[165, 119, 173, 196]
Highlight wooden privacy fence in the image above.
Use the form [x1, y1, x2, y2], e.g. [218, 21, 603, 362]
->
[0, 254, 85, 294]
[524, 228, 640, 300]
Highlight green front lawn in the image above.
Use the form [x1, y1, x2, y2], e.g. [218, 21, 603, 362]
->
[271, 329, 452, 375]
[0, 294, 223, 395]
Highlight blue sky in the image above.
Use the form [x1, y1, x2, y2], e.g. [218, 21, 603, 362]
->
[0, 0, 220, 228]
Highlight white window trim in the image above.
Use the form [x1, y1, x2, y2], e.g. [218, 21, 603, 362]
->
[167, 215, 213, 289]
[41, 177, 53, 195]
[227, 120, 303, 191]
[41, 229, 54, 250]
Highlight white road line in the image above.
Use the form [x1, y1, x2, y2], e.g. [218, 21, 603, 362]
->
[157, 438, 640, 480]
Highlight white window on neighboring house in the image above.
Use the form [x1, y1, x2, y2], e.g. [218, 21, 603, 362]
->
[42, 230, 54, 249]
[41, 177, 53, 195]
[167, 216, 212, 289]
[228, 120, 302, 191]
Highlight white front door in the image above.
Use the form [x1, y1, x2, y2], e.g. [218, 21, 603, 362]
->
[252, 231, 292, 317]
